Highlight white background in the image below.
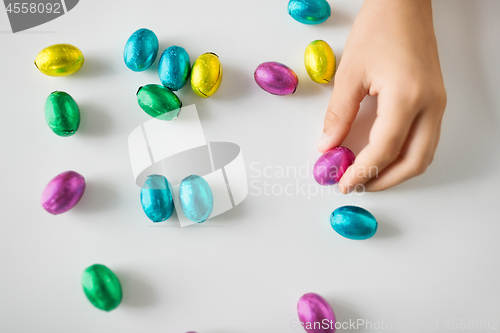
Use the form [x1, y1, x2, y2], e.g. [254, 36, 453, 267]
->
[1, 0, 499, 332]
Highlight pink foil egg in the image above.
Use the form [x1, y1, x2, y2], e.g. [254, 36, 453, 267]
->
[313, 147, 355, 186]
[254, 61, 298, 95]
[41, 170, 86, 215]
[298, 293, 336, 333]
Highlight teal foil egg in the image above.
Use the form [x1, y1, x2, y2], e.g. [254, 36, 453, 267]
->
[330, 206, 377, 240]
[158, 46, 191, 91]
[140, 174, 174, 222]
[179, 175, 213, 223]
[124, 28, 159, 71]
[288, 0, 331, 25]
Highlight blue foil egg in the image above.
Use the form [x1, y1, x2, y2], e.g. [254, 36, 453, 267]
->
[140, 174, 174, 222]
[124, 28, 159, 72]
[158, 46, 191, 91]
[330, 206, 378, 240]
[288, 0, 331, 25]
[179, 175, 213, 223]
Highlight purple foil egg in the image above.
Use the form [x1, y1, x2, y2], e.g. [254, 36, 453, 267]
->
[254, 61, 298, 95]
[298, 293, 336, 333]
[41, 170, 86, 215]
[313, 147, 355, 186]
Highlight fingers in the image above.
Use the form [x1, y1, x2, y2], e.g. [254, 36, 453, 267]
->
[317, 73, 367, 153]
[338, 93, 418, 193]
[364, 109, 441, 191]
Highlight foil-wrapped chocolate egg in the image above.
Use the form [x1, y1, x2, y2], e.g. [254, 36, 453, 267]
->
[158, 46, 191, 91]
[313, 147, 355, 185]
[44, 91, 80, 137]
[82, 264, 122, 312]
[41, 171, 86, 215]
[179, 175, 213, 223]
[34, 43, 84, 76]
[123, 28, 159, 72]
[298, 293, 336, 333]
[190, 53, 223, 98]
[330, 206, 378, 240]
[137, 84, 182, 120]
[254, 62, 298, 96]
[305, 40, 336, 84]
[288, 0, 331, 25]
[140, 174, 175, 222]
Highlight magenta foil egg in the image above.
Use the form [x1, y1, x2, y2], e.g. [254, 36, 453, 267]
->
[298, 293, 336, 333]
[254, 61, 298, 95]
[41, 170, 86, 215]
[313, 147, 355, 186]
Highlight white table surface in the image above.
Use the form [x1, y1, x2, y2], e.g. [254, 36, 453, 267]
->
[0, 0, 499, 332]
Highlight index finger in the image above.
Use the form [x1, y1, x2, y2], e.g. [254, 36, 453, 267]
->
[338, 94, 418, 193]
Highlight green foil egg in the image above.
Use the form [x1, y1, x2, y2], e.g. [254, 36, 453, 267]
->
[305, 40, 336, 84]
[136, 84, 182, 120]
[44, 91, 80, 137]
[82, 264, 122, 312]
[190, 53, 223, 98]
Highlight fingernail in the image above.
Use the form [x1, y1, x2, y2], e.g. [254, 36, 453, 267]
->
[317, 133, 329, 151]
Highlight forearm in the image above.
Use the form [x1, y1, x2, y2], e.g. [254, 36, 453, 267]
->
[357, 0, 436, 50]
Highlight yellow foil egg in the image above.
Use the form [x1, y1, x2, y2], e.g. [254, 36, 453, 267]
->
[304, 40, 336, 84]
[35, 43, 84, 77]
[190, 53, 223, 98]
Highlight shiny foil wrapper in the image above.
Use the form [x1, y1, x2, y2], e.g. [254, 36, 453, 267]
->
[254, 61, 298, 96]
[190, 53, 223, 98]
[123, 28, 159, 72]
[305, 40, 336, 84]
[298, 293, 336, 333]
[288, 0, 331, 25]
[158, 45, 191, 91]
[35, 43, 84, 76]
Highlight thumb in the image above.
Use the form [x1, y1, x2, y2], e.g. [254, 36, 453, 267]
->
[317, 76, 367, 152]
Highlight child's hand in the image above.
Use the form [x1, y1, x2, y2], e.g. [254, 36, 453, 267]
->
[317, 0, 447, 193]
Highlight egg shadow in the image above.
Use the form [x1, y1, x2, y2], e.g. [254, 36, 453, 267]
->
[114, 269, 157, 308]
[181, 223, 226, 228]
[154, 196, 251, 229]
[72, 56, 115, 78]
[326, 298, 366, 332]
[208, 196, 252, 226]
[176, 85, 209, 113]
[295, 76, 333, 98]
[210, 65, 254, 103]
[372, 215, 402, 239]
[320, 10, 354, 28]
[73, 179, 119, 214]
[148, 209, 225, 228]
[77, 103, 113, 137]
